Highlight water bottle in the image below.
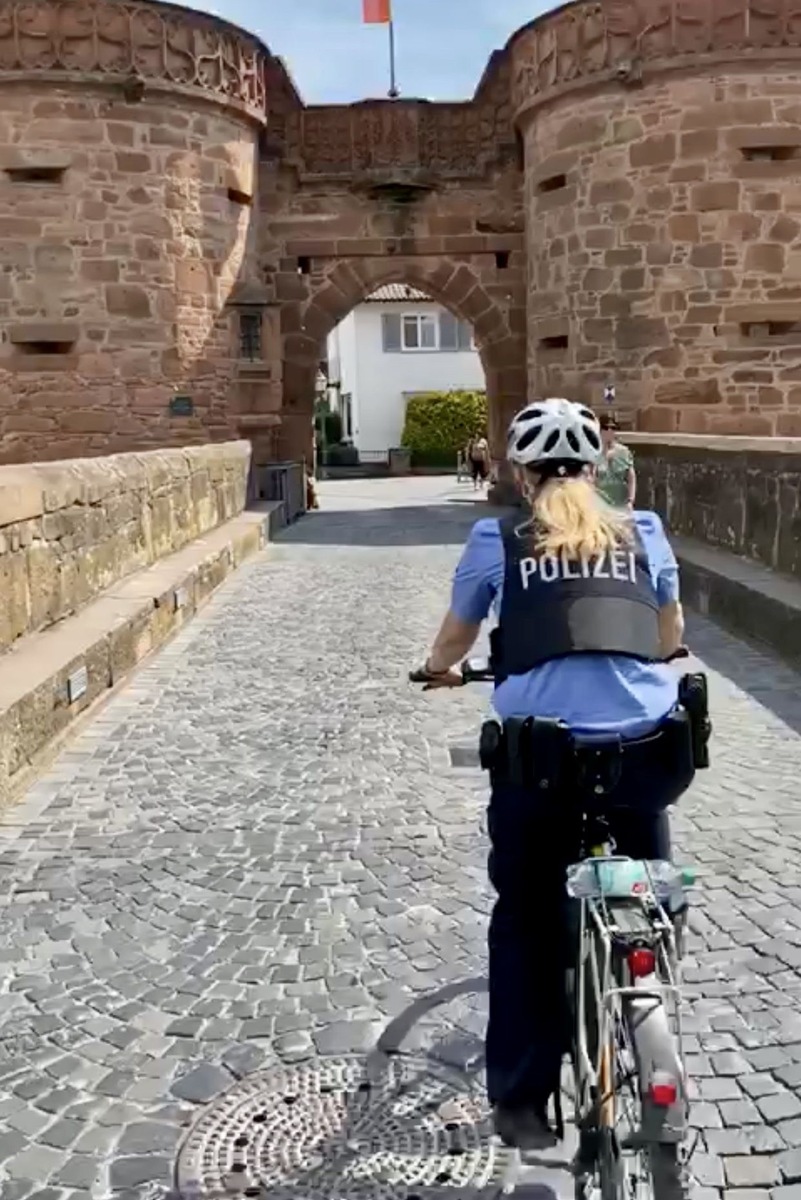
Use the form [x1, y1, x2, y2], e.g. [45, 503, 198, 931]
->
[566, 859, 695, 959]
[566, 858, 695, 912]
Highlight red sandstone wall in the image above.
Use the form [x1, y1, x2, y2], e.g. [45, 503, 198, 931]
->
[256, 83, 528, 465]
[0, 0, 269, 466]
[521, 72, 801, 436]
[259, 167, 527, 463]
[0, 89, 259, 463]
[513, 0, 801, 437]
[10, 0, 801, 464]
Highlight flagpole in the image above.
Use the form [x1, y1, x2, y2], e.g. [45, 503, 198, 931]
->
[388, 16, 398, 98]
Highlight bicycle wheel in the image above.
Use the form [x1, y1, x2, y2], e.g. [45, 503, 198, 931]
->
[649, 1143, 688, 1200]
[570, 903, 626, 1200]
[610, 988, 662, 1200]
[610, 903, 689, 1200]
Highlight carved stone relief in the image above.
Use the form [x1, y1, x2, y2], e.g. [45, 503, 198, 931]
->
[0, 0, 268, 113]
[512, 0, 801, 113]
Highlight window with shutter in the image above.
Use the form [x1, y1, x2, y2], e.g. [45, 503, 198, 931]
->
[419, 315, 437, 348]
[458, 320, 473, 350]
[402, 314, 420, 349]
[439, 311, 458, 351]
[400, 313, 437, 350]
[382, 312, 402, 352]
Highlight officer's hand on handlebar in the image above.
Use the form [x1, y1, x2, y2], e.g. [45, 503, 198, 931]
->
[410, 647, 689, 693]
[409, 664, 464, 690]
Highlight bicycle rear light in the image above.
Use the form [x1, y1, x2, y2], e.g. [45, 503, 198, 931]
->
[648, 1072, 679, 1106]
[628, 947, 656, 978]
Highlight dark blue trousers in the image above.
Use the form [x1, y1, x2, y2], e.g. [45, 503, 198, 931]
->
[485, 778, 672, 1110]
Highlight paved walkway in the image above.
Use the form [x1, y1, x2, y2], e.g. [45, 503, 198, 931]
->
[1, 477, 801, 1200]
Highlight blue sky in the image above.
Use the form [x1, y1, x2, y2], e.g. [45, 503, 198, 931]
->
[186, 0, 556, 103]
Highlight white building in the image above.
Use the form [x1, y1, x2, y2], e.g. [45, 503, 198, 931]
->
[325, 284, 485, 458]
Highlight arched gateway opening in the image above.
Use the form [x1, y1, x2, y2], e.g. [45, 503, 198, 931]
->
[324, 283, 487, 466]
[252, 66, 528, 479]
[275, 257, 524, 471]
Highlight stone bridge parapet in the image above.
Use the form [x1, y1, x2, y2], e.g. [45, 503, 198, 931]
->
[0, 440, 250, 652]
[628, 433, 801, 580]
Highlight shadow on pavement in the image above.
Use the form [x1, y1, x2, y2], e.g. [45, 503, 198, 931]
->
[685, 612, 801, 735]
[375, 976, 488, 1058]
[275, 504, 510, 548]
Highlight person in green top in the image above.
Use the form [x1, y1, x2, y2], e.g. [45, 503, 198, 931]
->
[594, 413, 636, 509]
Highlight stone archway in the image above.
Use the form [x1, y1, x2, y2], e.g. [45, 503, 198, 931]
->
[276, 256, 527, 468]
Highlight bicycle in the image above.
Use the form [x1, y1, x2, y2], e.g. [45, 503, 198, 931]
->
[410, 648, 699, 1200]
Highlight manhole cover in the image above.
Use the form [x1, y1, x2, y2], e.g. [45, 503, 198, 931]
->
[175, 1055, 508, 1199]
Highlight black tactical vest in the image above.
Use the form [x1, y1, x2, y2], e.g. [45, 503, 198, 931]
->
[492, 514, 662, 684]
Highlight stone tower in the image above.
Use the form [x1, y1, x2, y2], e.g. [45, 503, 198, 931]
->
[512, 0, 801, 438]
[0, 0, 268, 463]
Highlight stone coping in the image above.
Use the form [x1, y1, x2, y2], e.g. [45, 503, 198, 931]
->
[622, 433, 801, 453]
[0, 440, 252, 528]
[0, 501, 283, 810]
[674, 535, 801, 667]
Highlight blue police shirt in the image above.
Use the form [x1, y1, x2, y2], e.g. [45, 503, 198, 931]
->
[450, 511, 680, 738]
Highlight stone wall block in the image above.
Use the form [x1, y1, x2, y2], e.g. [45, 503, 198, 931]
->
[521, 39, 801, 428]
[0, 54, 260, 464]
[0, 440, 251, 653]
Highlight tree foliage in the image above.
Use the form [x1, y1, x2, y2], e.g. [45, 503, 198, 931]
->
[401, 390, 488, 465]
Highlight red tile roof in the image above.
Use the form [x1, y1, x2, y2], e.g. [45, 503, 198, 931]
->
[363, 284, 432, 303]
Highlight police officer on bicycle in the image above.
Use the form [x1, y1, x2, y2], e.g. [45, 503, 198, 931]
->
[412, 399, 707, 1150]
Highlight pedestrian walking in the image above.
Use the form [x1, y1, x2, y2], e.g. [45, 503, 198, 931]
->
[468, 431, 490, 491]
[594, 414, 636, 509]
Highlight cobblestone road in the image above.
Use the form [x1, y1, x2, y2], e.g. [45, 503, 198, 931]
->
[1, 477, 801, 1200]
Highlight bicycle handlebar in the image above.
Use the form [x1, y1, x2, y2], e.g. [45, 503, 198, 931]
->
[410, 645, 691, 689]
[460, 660, 495, 685]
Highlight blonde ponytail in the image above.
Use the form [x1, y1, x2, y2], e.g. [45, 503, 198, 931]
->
[526, 476, 632, 559]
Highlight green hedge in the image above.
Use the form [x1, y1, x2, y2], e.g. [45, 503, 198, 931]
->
[401, 390, 487, 462]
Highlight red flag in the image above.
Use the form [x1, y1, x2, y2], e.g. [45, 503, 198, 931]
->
[363, 0, 391, 23]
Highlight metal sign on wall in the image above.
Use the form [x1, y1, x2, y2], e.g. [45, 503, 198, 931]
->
[66, 666, 88, 704]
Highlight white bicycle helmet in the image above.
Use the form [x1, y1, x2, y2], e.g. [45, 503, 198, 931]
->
[507, 398, 602, 469]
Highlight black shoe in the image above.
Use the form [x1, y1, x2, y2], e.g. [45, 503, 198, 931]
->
[492, 1104, 558, 1150]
